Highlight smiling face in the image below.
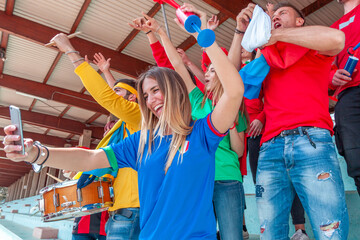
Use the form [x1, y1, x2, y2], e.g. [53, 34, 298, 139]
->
[204, 64, 219, 91]
[272, 6, 304, 29]
[142, 77, 164, 118]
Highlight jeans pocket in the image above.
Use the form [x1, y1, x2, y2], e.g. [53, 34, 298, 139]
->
[259, 139, 273, 153]
[112, 213, 135, 223]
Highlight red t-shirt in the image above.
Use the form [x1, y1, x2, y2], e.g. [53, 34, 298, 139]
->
[260, 42, 334, 144]
[331, 4, 360, 93]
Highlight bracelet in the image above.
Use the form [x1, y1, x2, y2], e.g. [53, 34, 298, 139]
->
[230, 123, 236, 130]
[29, 143, 41, 164]
[37, 145, 50, 166]
[72, 57, 85, 64]
[65, 50, 80, 55]
[235, 29, 245, 35]
[146, 30, 152, 34]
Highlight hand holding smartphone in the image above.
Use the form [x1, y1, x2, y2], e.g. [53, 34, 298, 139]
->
[9, 105, 25, 155]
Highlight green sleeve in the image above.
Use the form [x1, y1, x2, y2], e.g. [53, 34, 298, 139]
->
[189, 87, 213, 120]
[236, 112, 248, 132]
[101, 146, 119, 172]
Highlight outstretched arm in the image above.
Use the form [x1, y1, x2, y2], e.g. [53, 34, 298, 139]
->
[3, 125, 110, 172]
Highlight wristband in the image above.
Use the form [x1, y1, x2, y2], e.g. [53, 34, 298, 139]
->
[65, 50, 80, 55]
[146, 30, 152, 34]
[235, 29, 245, 35]
[72, 58, 85, 64]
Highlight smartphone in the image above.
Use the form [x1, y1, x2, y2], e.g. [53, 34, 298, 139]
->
[9, 105, 25, 155]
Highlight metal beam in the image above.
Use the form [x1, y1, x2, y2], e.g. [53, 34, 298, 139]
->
[0, 106, 104, 139]
[0, 74, 108, 115]
[0, 11, 152, 78]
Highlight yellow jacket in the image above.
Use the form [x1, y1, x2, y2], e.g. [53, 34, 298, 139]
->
[74, 62, 141, 210]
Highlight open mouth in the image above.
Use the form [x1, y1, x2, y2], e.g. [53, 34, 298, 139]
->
[154, 104, 163, 115]
[274, 22, 281, 29]
[204, 79, 210, 84]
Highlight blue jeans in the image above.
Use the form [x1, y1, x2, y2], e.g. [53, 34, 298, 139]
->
[72, 233, 106, 240]
[213, 180, 245, 240]
[105, 208, 140, 240]
[256, 127, 349, 240]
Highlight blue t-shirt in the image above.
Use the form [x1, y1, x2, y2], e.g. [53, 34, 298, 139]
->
[102, 114, 225, 239]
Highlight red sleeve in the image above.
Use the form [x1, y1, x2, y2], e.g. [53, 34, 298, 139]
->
[196, 77, 205, 93]
[239, 139, 247, 176]
[328, 65, 338, 90]
[150, 41, 174, 70]
[262, 42, 310, 69]
[255, 111, 266, 125]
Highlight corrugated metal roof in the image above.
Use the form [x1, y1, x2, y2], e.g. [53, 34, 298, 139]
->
[306, 1, 343, 26]
[77, 0, 155, 50]
[47, 129, 74, 139]
[253, 0, 318, 11]
[92, 114, 108, 126]
[22, 123, 47, 135]
[31, 99, 68, 117]
[122, 0, 219, 65]
[46, 54, 85, 92]
[13, 0, 84, 33]
[62, 106, 98, 123]
[0, 88, 33, 110]
[0, 0, 5, 11]
[3, 35, 58, 82]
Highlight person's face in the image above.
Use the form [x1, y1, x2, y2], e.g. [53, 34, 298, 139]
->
[142, 77, 164, 118]
[113, 86, 136, 102]
[204, 64, 218, 91]
[272, 7, 304, 29]
[241, 49, 252, 60]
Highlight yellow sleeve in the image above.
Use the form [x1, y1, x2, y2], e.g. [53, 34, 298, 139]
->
[74, 62, 141, 129]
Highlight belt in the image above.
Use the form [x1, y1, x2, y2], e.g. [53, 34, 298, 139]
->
[278, 127, 316, 149]
[109, 208, 133, 218]
[279, 127, 315, 137]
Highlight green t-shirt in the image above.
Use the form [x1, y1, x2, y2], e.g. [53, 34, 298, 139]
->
[189, 87, 247, 182]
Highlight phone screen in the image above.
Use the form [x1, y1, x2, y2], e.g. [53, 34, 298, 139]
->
[9, 105, 25, 155]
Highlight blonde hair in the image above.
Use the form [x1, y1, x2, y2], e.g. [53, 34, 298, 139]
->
[137, 67, 193, 173]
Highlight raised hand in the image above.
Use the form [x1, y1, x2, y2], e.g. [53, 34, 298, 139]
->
[266, 3, 275, 18]
[141, 12, 162, 33]
[93, 53, 111, 73]
[207, 15, 219, 31]
[236, 3, 256, 32]
[49, 33, 76, 53]
[128, 17, 151, 33]
[179, 3, 207, 30]
[177, 48, 191, 66]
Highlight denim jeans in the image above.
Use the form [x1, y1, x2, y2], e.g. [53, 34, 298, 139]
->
[256, 127, 349, 240]
[72, 233, 106, 240]
[105, 208, 140, 240]
[213, 180, 245, 240]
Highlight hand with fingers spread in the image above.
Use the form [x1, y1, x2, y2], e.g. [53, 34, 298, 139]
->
[207, 15, 219, 31]
[93, 52, 111, 73]
[248, 119, 263, 138]
[128, 17, 151, 33]
[332, 69, 353, 86]
[236, 3, 256, 32]
[2, 125, 35, 162]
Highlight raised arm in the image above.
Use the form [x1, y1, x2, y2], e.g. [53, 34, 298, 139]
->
[48, 34, 141, 128]
[3, 125, 110, 172]
[142, 12, 196, 93]
[177, 48, 205, 84]
[176, 4, 244, 133]
[228, 4, 256, 71]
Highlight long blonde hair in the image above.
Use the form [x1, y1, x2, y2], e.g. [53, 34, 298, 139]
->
[137, 67, 193, 173]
